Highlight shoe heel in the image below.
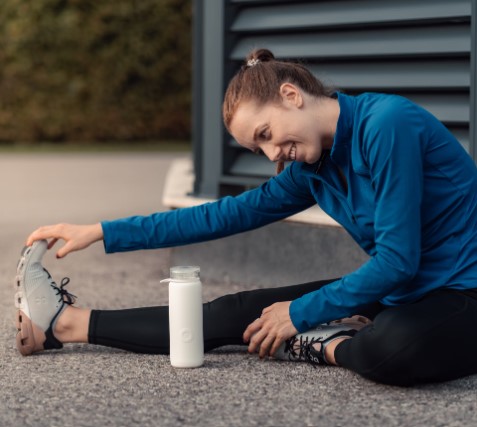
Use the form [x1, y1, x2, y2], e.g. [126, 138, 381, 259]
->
[16, 310, 36, 356]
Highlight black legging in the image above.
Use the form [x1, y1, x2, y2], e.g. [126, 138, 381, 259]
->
[88, 279, 477, 386]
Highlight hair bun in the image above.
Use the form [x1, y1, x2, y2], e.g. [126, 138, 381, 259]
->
[246, 48, 275, 65]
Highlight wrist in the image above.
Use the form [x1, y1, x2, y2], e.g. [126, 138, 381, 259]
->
[91, 223, 104, 242]
[289, 300, 304, 333]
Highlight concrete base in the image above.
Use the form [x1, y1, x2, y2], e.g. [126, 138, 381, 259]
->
[170, 221, 369, 287]
[164, 158, 369, 287]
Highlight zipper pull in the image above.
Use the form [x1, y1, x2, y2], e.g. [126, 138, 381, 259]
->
[314, 150, 329, 174]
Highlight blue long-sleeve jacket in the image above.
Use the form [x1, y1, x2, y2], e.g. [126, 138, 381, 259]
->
[102, 92, 477, 332]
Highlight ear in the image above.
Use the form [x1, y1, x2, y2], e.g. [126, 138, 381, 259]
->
[279, 83, 303, 108]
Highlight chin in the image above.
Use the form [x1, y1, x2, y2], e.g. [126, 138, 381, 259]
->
[305, 154, 320, 164]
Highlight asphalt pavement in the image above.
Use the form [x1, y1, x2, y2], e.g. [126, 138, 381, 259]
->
[1, 152, 476, 427]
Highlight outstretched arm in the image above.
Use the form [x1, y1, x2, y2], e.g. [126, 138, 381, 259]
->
[25, 162, 314, 257]
[101, 164, 315, 253]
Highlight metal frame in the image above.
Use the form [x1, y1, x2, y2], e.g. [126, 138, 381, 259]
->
[471, 0, 477, 159]
[192, 0, 203, 196]
[192, 0, 225, 197]
[193, 0, 476, 198]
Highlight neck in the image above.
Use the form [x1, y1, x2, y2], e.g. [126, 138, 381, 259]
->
[315, 97, 340, 150]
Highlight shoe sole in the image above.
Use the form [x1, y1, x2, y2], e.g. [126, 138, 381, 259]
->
[14, 245, 38, 356]
[16, 310, 37, 356]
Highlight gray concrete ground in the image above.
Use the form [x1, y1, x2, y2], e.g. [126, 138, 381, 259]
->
[1, 152, 476, 427]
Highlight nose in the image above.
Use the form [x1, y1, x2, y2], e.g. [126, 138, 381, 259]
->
[263, 146, 283, 163]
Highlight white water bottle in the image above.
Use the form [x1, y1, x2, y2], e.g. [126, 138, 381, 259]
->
[160, 266, 204, 368]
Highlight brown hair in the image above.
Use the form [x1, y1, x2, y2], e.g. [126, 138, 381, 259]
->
[222, 48, 334, 174]
[222, 48, 334, 131]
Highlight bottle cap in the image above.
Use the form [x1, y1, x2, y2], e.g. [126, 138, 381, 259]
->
[170, 266, 200, 280]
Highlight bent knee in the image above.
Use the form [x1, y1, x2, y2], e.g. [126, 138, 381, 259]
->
[335, 325, 424, 386]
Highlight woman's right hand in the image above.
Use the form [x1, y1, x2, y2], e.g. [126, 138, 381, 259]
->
[26, 223, 104, 258]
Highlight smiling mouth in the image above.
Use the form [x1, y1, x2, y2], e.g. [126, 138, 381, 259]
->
[289, 143, 296, 161]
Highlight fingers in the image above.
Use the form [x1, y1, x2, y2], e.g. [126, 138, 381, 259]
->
[26, 224, 70, 258]
[56, 241, 74, 259]
[243, 305, 276, 343]
[26, 230, 41, 246]
[25, 223, 102, 260]
[269, 335, 285, 357]
[244, 301, 298, 359]
[244, 317, 270, 356]
[243, 317, 263, 344]
[243, 304, 277, 351]
[26, 224, 64, 246]
[244, 315, 282, 358]
[247, 326, 268, 357]
[261, 304, 273, 315]
[257, 334, 276, 359]
[26, 224, 71, 258]
[47, 238, 58, 250]
[49, 238, 71, 258]
[247, 324, 285, 358]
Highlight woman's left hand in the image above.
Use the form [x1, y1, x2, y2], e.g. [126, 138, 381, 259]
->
[243, 301, 298, 358]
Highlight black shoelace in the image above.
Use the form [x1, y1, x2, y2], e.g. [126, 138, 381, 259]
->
[284, 336, 323, 366]
[44, 268, 77, 305]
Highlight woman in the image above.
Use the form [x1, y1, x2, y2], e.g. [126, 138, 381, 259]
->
[16, 49, 477, 386]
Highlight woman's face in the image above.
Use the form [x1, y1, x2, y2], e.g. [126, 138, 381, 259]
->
[229, 84, 337, 166]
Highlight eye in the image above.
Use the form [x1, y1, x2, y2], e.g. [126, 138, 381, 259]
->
[260, 130, 270, 141]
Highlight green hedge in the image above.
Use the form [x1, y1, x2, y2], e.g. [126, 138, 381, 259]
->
[0, 0, 192, 142]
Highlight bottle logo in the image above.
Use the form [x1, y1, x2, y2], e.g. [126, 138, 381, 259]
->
[180, 328, 193, 343]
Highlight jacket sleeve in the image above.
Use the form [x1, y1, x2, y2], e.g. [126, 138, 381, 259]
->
[290, 98, 425, 331]
[101, 162, 316, 253]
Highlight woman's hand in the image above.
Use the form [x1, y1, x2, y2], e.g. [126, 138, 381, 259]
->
[26, 223, 104, 258]
[243, 301, 298, 358]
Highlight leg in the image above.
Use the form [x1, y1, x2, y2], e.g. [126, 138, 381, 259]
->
[334, 289, 477, 386]
[54, 306, 91, 343]
[87, 278, 343, 354]
[45, 278, 382, 354]
[17, 240, 350, 355]
[309, 316, 373, 365]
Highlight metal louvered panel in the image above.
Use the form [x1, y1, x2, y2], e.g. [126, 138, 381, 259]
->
[310, 60, 470, 91]
[193, 0, 475, 198]
[404, 93, 469, 124]
[231, 0, 470, 31]
[231, 25, 470, 59]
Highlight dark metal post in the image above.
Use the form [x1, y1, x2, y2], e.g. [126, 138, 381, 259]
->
[470, 0, 477, 161]
[192, 0, 225, 198]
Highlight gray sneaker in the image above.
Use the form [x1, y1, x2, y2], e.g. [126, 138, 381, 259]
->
[273, 323, 357, 365]
[14, 240, 76, 356]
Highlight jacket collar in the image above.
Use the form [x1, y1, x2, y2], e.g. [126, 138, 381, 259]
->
[330, 92, 354, 165]
[300, 92, 354, 175]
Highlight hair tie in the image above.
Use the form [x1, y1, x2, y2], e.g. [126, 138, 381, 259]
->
[247, 58, 260, 68]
